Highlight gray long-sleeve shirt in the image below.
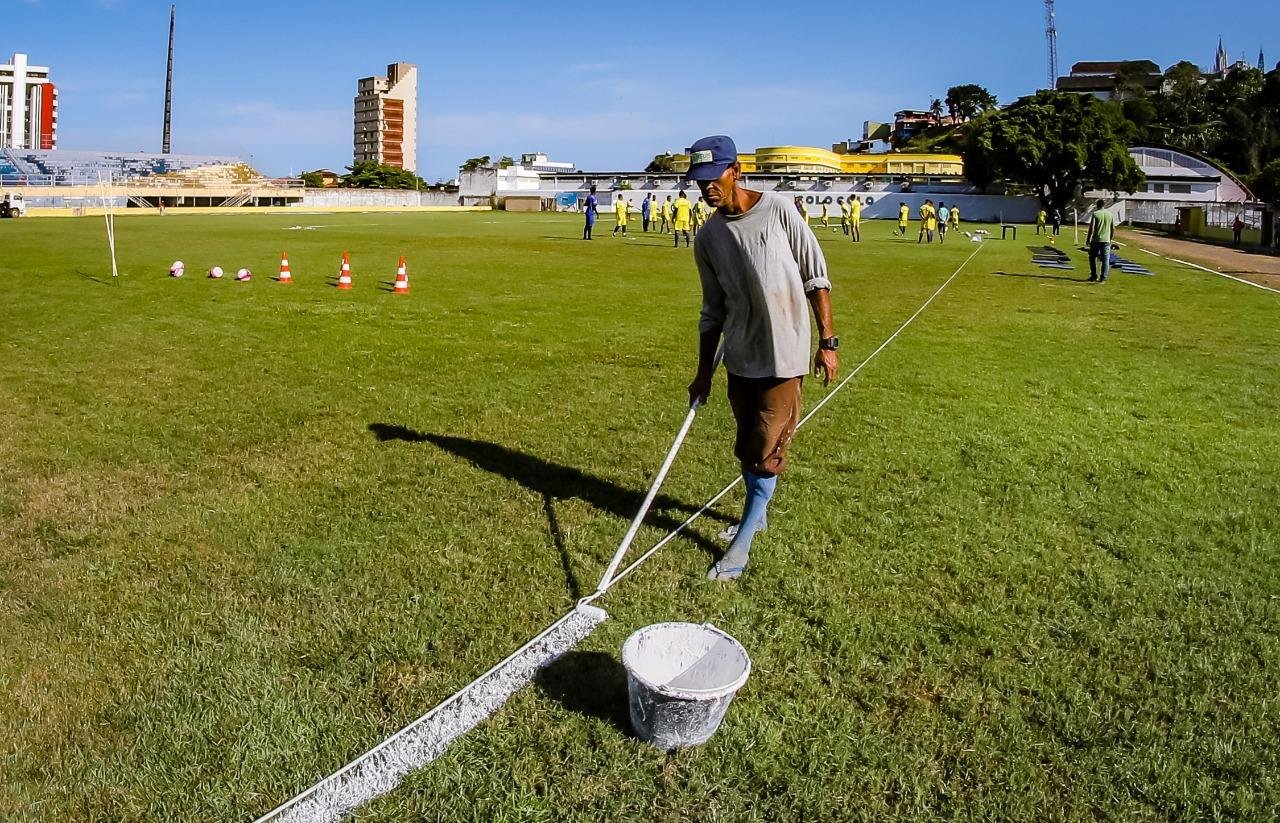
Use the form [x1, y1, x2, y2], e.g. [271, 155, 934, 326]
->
[694, 191, 832, 379]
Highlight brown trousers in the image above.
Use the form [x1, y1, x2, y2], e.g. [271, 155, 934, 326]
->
[726, 374, 803, 476]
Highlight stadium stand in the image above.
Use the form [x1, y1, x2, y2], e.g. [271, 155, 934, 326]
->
[1, 150, 254, 185]
[0, 148, 27, 179]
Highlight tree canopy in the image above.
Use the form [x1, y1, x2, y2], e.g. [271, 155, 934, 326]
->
[458, 156, 492, 173]
[645, 153, 678, 173]
[945, 84, 998, 122]
[1126, 62, 1280, 189]
[1254, 158, 1280, 204]
[961, 91, 1144, 211]
[341, 161, 424, 190]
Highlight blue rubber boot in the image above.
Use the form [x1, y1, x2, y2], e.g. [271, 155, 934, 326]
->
[709, 472, 777, 581]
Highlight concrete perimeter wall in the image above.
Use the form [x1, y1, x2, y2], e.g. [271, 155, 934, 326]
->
[302, 189, 491, 208]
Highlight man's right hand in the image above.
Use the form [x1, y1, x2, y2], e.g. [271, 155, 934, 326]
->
[688, 373, 713, 408]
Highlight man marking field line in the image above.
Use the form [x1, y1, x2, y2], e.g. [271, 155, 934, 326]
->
[607, 241, 987, 589]
[250, 238, 986, 823]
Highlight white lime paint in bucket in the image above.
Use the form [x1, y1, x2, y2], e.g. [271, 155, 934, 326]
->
[621, 622, 751, 750]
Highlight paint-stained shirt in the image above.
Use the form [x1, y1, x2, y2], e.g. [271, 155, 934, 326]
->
[694, 192, 832, 379]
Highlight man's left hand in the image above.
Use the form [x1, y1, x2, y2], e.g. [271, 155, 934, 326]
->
[814, 350, 838, 386]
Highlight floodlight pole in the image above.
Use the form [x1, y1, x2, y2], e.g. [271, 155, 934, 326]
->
[162, 5, 175, 154]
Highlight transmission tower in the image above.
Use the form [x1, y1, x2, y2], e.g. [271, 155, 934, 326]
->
[1045, 0, 1059, 90]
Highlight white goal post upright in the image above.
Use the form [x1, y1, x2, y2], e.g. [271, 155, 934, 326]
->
[99, 171, 119, 281]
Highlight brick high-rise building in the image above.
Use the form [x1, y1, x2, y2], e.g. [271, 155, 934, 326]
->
[1, 53, 57, 150]
[353, 62, 417, 172]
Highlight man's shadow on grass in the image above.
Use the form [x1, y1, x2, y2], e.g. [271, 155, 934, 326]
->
[368, 424, 731, 599]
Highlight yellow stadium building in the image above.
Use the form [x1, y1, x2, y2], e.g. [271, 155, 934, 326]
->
[673, 146, 963, 177]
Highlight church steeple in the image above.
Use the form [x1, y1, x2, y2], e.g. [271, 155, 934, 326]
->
[1214, 37, 1229, 74]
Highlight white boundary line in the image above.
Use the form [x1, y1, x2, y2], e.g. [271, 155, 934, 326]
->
[254, 243, 986, 821]
[1140, 245, 1280, 297]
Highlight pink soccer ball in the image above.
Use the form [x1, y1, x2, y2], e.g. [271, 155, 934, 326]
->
[235, 268, 252, 281]
[170, 260, 185, 277]
[208, 266, 224, 279]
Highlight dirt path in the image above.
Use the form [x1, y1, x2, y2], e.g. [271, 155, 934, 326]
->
[1119, 229, 1280, 290]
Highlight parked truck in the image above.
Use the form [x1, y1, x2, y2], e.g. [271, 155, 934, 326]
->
[0, 192, 26, 218]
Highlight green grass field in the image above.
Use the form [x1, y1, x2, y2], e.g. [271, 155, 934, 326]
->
[2, 211, 1278, 821]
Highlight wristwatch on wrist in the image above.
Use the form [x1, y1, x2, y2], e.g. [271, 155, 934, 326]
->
[819, 336, 840, 351]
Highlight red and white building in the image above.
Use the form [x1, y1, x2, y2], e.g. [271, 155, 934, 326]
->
[1, 53, 57, 151]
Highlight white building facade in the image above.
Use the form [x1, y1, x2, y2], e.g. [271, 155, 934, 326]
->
[1120, 145, 1253, 225]
[1, 53, 57, 151]
[353, 62, 417, 172]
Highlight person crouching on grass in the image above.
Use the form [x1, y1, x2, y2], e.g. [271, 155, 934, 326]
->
[684, 135, 840, 582]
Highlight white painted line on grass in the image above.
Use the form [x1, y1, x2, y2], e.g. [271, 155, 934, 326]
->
[1165, 256, 1280, 297]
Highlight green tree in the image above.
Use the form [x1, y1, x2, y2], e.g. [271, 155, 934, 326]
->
[1253, 158, 1280, 204]
[300, 171, 326, 188]
[645, 153, 677, 173]
[497, 155, 515, 169]
[944, 84, 998, 122]
[961, 91, 1144, 211]
[341, 161, 425, 190]
[929, 98, 944, 120]
[458, 156, 492, 173]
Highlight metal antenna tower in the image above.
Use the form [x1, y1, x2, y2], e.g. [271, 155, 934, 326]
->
[1045, 0, 1059, 90]
[162, 5, 175, 154]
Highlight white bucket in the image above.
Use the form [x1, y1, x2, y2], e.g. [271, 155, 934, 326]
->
[621, 622, 751, 750]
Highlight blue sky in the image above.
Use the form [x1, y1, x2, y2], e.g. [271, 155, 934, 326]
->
[8, 0, 1278, 180]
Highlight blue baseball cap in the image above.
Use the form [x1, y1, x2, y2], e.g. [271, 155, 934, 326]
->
[685, 135, 738, 181]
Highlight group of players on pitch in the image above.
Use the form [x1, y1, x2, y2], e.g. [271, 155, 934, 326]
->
[892, 199, 962, 243]
[581, 188, 710, 247]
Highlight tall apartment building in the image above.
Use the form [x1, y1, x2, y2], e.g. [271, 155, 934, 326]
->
[353, 62, 417, 172]
[1, 53, 58, 150]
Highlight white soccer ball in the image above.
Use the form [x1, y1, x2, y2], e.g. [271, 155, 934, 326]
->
[208, 266, 224, 279]
[236, 268, 252, 281]
[170, 260, 185, 277]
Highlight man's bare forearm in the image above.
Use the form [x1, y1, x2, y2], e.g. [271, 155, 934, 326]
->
[808, 288, 835, 339]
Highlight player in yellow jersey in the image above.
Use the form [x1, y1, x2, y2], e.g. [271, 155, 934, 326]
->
[612, 196, 630, 236]
[672, 190, 693, 247]
[949, 204, 960, 229]
[819, 200, 830, 229]
[896, 201, 910, 236]
[692, 197, 710, 236]
[849, 196, 862, 243]
[661, 196, 673, 233]
[918, 200, 937, 244]
[1036, 208, 1047, 234]
[838, 197, 850, 236]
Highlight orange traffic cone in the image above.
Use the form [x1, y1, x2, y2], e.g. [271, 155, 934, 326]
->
[278, 252, 293, 284]
[393, 256, 409, 295]
[337, 251, 353, 290]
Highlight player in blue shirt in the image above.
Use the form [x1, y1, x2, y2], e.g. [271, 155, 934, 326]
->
[583, 186, 598, 240]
